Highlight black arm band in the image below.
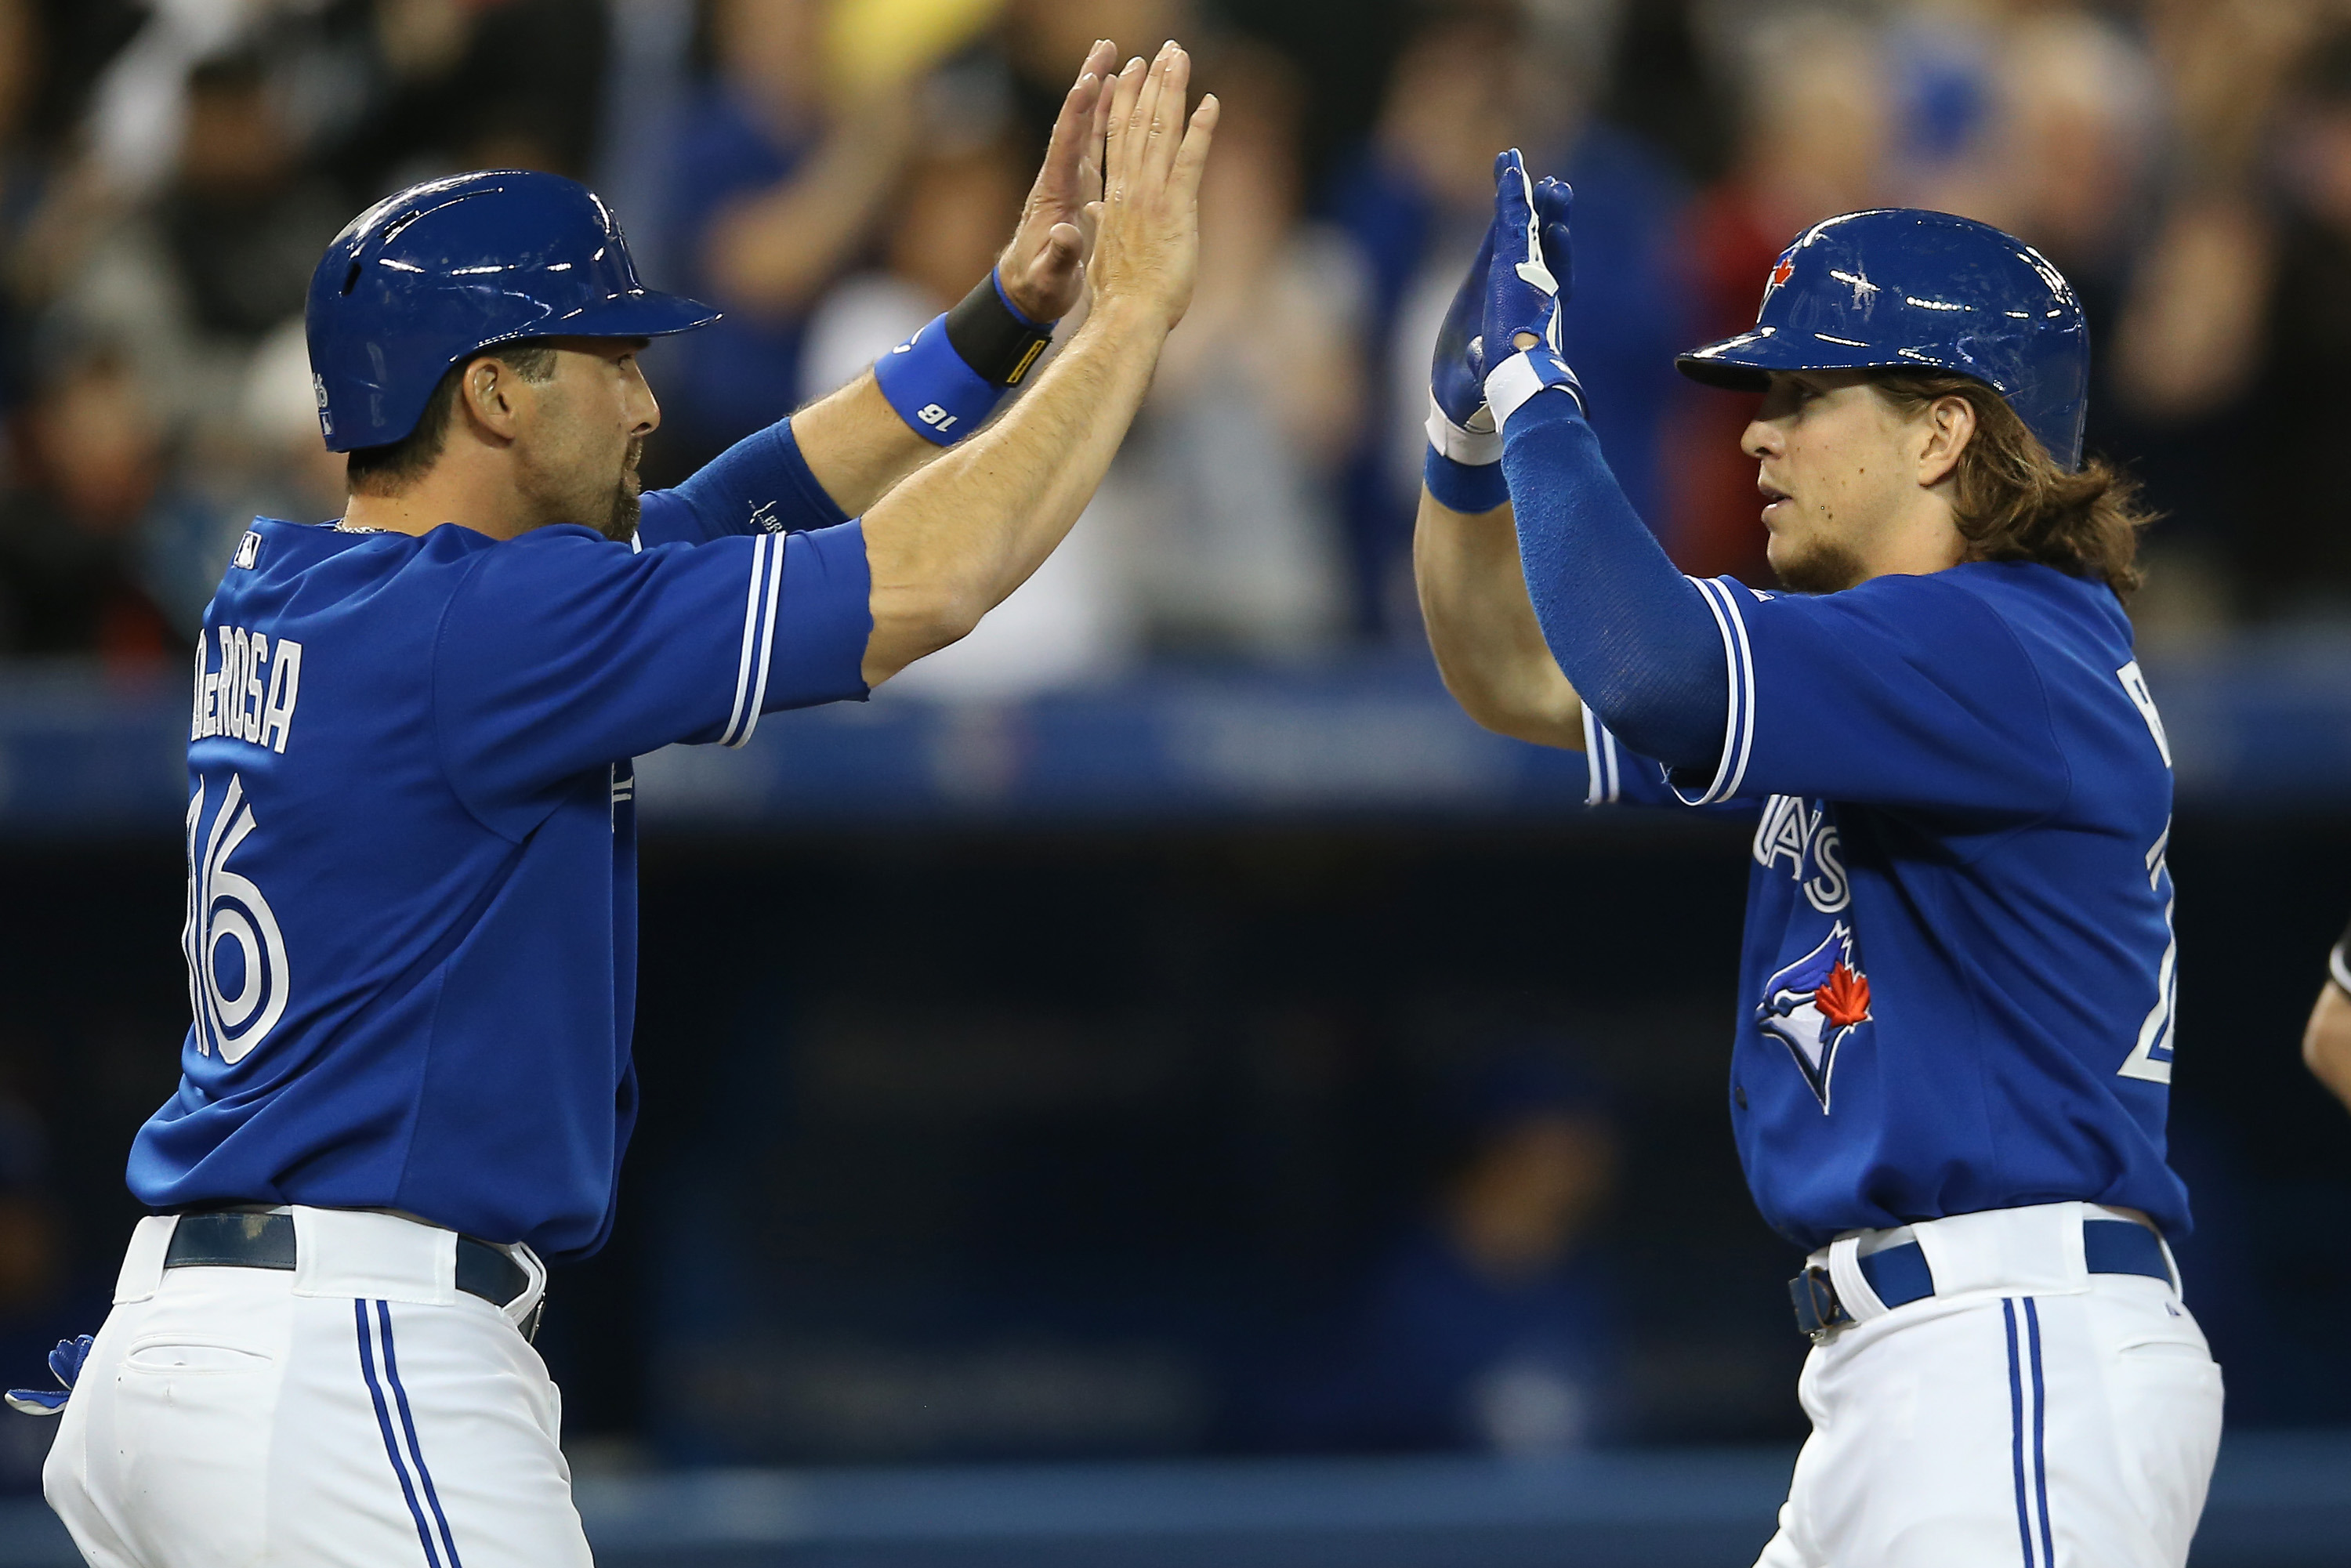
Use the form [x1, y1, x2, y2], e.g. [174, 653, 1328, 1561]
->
[944, 271, 1056, 389]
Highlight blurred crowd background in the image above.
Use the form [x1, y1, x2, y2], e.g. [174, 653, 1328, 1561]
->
[5, 0, 2351, 1495]
[15, 0, 2351, 679]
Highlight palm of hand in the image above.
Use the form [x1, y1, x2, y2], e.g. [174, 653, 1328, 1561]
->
[998, 41, 1118, 322]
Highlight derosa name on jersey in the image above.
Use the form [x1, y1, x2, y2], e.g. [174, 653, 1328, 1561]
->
[191, 623, 303, 753]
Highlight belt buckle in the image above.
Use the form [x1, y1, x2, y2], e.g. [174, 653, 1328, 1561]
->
[1789, 1265, 1851, 1343]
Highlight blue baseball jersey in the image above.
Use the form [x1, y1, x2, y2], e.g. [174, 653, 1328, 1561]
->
[1582, 562, 2186, 1251]
[128, 422, 870, 1260]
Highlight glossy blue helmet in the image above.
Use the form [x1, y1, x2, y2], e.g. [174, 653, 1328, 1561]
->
[1676, 208, 2089, 471]
[306, 169, 720, 452]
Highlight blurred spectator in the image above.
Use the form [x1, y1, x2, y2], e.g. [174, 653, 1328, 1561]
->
[335, 0, 611, 190]
[651, 0, 922, 468]
[2109, 2, 2351, 628]
[1324, 5, 1526, 636]
[802, 141, 1027, 398]
[1115, 43, 1354, 660]
[2232, 22, 2351, 621]
[1670, 9, 1894, 584]
[0, 339, 209, 662]
[60, 47, 346, 443]
[1264, 1055, 1623, 1454]
[999, 0, 1181, 145]
[1980, 9, 2160, 291]
[0, 0, 39, 425]
[181, 313, 351, 578]
[1327, 2, 1688, 637]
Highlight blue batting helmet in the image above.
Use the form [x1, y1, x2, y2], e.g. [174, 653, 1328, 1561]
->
[306, 169, 720, 452]
[1676, 209, 2090, 471]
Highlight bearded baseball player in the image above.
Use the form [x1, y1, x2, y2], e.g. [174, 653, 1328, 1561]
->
[6, 39, 1215, 1566]
[1415, 154, 2221, 1566]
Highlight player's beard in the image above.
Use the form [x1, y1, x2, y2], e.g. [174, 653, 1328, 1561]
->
[517, 434, 645, 542]
[1773, 536, 1868, 595]
[593, 438, 645, 544]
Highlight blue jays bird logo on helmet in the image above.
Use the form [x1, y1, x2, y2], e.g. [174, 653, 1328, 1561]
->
[1756, 922, 1872, 1111]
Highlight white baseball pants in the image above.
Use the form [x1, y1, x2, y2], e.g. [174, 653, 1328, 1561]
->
[43, 1208, 590, 1567]
[1754, 1202, 2224, 1568]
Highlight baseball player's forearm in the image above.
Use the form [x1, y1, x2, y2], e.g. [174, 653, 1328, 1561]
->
[857, 298, 1162, 684]
[1413, 487, 1585, 749]
[790, 373, 941, 517]
[1498, 394, 1726, 773]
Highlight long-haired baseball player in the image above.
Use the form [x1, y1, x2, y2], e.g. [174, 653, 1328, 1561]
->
[1415, 154, 2220, 1565]
[9, 40, 1215, 1566]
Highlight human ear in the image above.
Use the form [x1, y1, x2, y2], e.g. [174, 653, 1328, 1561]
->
[1916, 395, 1976, 487]
[459, 358, 523, 441]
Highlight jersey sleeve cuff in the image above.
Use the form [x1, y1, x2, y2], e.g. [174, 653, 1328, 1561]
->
[767, 521, 873, 715]
[1667, 576, 1757, 806]
[1582, 706, 1623, 806]
[771, 418, 849, 527]
[718, 520, 871, 748]
[2332, 938, 2351, 997]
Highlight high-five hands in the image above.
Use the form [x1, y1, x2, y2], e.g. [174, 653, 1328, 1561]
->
[1085, 42, 1220, 333]
[997, 40, 1120, 324]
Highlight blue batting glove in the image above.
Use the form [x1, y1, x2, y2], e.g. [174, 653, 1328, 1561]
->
[1428, 219, 1499, 459]
[1424, 220, 1509, 510]
[1482, 150, 1585, 430]
[6, 1333, 93, 1417]
[1424, 172, 1579, 511]
[1532, 173, 1574, 310]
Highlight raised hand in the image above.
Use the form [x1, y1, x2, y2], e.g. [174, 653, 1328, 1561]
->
[1482, 149, 1585, 422]
[1429, 161, 1575, 467]
[1533, 174, 1574, 315]
[1485, 149, 1563, 359]
[998, 38, 1120, 323]
[1086, 42, 1220, 333]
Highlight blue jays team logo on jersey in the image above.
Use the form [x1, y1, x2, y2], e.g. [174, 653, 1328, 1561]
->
[1756, 922, 1872, 1111]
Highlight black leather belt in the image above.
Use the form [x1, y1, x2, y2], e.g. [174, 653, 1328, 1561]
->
[165, 1210, 534, 1333]
[1791, 1217, 2172, 1339]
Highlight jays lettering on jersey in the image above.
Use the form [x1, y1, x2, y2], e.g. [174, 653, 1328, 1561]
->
[1581, 561, 2187, 1251]
[132, 422, 869, 1260]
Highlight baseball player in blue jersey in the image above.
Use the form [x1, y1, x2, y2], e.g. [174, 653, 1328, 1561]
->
[7, 40, 1216, 1566]
[1415, 155, 2220, 1566]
